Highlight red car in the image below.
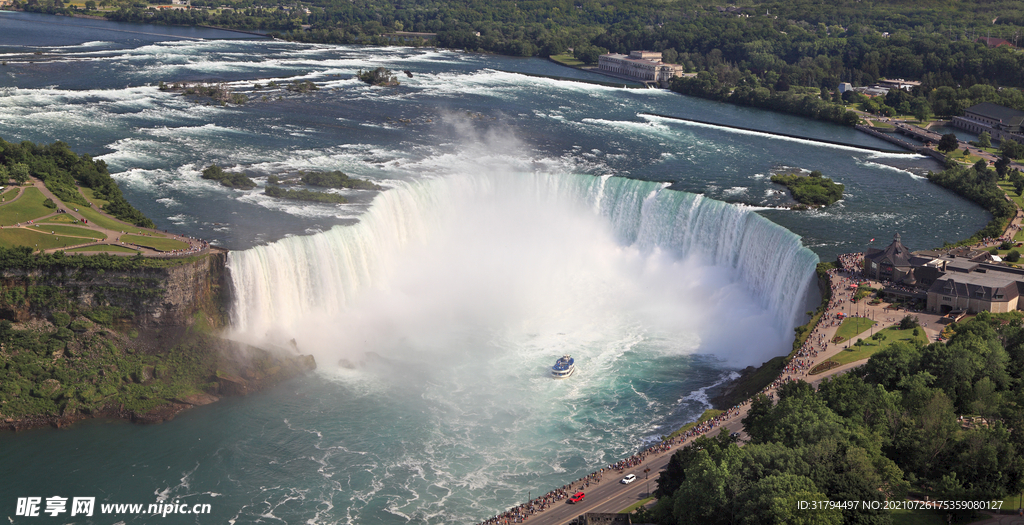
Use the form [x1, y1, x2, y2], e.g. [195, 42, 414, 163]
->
[569, 492, 585, 503]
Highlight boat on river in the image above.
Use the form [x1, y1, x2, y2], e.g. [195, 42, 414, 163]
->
[551, 355, 575, 378]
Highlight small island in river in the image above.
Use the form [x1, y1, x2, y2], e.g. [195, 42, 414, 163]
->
[770, 170, 844, 208]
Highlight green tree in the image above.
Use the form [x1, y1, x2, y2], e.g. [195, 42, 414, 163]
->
[10, 163, 29, 184]
[911, 99, 932, 122]
[574, 45, 605, 65]
[736, 474, 841, 525]
[978, 131, 991, 148]
[996, 155, 1012, 178]
[1001, 139, 1024, 160]
[937, 133, 959, 153]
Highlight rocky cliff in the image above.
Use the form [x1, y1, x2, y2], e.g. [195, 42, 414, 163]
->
[0, 249, 317, 431]
[0, 250, 228, 329]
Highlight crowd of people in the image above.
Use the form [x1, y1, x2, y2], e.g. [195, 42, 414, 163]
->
[838, 252, 863, 275]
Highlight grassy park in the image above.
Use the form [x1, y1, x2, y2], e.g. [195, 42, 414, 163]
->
[79, 187, 166, 236]
[0, 176, 197, 256]
[0, 187, 53, 226]
[831, 326, 930, 366]
[27, 224, 107, 240]
[833, 316, 874, 342]
[0, 227, 80, 250]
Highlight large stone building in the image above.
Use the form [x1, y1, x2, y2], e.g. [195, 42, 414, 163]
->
[952, 102, 1024, 145]
[864, 233, 1024, 315]
[597, 51, 684, 87]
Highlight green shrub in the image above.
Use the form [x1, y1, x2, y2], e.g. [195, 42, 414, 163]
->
[1007, 250, 1021, 263]
[201, 165, 256, 189]
[68, 319, 92, 333]
[51, 312, 71, 327]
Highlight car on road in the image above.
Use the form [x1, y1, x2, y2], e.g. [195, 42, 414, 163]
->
[569, 492, 585, 503]
[621, 474, 636, 484]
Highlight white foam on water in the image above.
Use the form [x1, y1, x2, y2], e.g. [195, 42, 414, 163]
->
[856, 158, 927, 179]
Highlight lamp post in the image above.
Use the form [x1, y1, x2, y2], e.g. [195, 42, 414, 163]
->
[644, 467, 651, 497]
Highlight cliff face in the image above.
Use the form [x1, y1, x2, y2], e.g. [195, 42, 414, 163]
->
[0, 250, 316, 431]
[0, 250, 228, 329]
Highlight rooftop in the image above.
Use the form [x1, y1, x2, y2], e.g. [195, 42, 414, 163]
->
[965, 102, 1024, 127]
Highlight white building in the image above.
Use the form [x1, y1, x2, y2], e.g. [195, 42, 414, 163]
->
[597, 51, 684, 87]
[952, 102, 1024, 145]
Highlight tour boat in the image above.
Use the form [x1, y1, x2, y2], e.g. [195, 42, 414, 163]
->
[551, 355, 575, 378]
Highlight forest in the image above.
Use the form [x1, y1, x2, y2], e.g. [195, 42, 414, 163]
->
[642, 312, 1024, 525]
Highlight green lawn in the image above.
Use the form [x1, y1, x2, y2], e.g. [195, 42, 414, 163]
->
[75, 202, 155, 234]
[0, 187, 54, 226]
[77, 187, 166, 236]
[65, 244, 140, 254]
[26, 224, 107, 240]
[834, 317, 875, 342]
[952, 152, 987, 165]
[0, 187, 19, 201]
[38, 213, 82, 224]
[549, 53, 586, 67]
[833, 327, 930, 366]
[80, 186, 110, 209]
[0, 227, 80, 250]
[119, 233, 188, 252]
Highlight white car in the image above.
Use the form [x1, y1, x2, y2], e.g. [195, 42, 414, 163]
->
[621, 474, 636, 484]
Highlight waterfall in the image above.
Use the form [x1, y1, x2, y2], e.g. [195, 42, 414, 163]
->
[227, 172, 819, 349]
